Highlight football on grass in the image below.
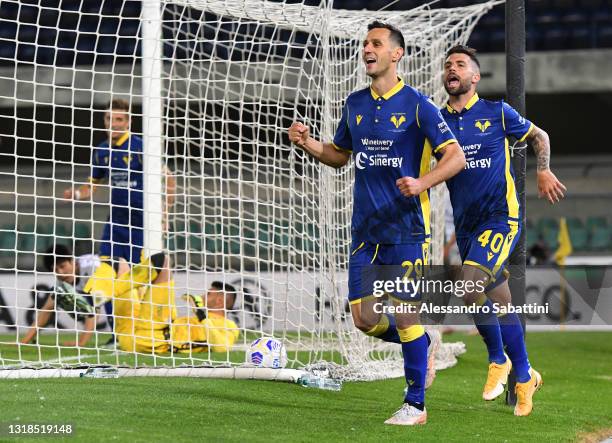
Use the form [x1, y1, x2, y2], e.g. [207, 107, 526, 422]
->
[246, 337, 287, 369]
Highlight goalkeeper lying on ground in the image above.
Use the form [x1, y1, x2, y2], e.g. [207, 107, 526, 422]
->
[21, 245, 239, 353]
[173, 281, 240, 354]
[81, 250, 240, 354]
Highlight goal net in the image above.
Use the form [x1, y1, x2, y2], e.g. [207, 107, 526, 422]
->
[0, 0, 498, 380]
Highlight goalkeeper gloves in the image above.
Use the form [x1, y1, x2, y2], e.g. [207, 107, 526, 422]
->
[55, 281, 95, 316]
[183, 294, 207, 322]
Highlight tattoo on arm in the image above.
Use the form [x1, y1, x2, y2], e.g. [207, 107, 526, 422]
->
[528, 126, 550, 171]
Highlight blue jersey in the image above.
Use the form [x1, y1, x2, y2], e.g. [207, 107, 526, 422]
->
[333, 79, 457, 244]
[441, 94, 533, 237]
[90, 132, 144, 225]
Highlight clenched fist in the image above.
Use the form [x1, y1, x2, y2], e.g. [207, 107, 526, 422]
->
[396, 176, 425, 197]
[288, 122, 310, 148]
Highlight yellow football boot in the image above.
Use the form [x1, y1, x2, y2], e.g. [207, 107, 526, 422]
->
[483, 354, 512, 401]
[514, 368, 543, 416]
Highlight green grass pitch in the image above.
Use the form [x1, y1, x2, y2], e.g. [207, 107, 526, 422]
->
[1, 331, 611, 442]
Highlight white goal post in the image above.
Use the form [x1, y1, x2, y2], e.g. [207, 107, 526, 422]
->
[0, 0, 500, 380]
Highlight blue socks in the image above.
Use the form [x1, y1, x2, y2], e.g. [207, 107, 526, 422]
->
[473, 297, 506, 364]
[499, 312, 531, 382]
[398, 325, 428, 410]
[472, 296, 531, 382]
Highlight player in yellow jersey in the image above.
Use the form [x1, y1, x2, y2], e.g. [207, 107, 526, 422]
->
[83, 251, 175, 353]
[173, 281, 240, 354]
[85, 252, 239, 354]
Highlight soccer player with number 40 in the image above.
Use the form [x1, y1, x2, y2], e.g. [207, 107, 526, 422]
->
[441, 45, 567, 417]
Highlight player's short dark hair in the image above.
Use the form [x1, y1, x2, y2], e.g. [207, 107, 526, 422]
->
[446, 45, 480, 69]
[108, 98, 130, 113]
[210, 281, 237, 309]
[367, 21, 405, 51]
[43, 244, 73, 272]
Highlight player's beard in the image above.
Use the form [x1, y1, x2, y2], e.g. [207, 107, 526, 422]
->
[444, 77, 471, 96]
[365, 58, 390, 79]
[365, 64, 380, 79]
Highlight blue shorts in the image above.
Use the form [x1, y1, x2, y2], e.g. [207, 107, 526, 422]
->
[99, 222, 143, 264]
[457, 222, 520, 290]
[348, 240, 429, 304]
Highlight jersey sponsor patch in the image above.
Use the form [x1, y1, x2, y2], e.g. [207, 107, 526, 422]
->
[437, 121, 450, 134]
[465, 157, 491, 169]
[355, 151, 404, 169]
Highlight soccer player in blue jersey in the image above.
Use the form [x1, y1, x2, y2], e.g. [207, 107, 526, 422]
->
[65, 99, 145, 263]
[441, 45, 566, 416]
[63, 99, 175, 342]
[63, 99, 176, 260]
[288, 22, 466, 425]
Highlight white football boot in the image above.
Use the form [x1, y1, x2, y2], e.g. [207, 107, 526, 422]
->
[384, 403, 427, 426]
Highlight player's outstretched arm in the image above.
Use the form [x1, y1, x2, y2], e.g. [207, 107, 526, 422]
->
[287, 122, 351, 169]
[525, 125, 567, 204]
[162, 166, 177, 232]
[20, 296, 55, 344]
[396, 142, 465, 197]
[163, 165, 177, 206]
[63, 183, 97, 201]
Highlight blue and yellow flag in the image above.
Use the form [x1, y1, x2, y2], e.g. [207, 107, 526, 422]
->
[554, 217, 573, 266]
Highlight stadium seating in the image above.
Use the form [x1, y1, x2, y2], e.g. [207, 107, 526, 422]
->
[2, 213, 609, 271]
[587, 216, 608, 230]
[587, 216, 611, 250]
[537, 216, 558, 234]
[35, 223, 54, 254]
[186, 221, 203, 252]
[0, 222, 93, 270]
[159, 219, 322, 263]
[526, 225, 539, 249]
[273, 222, 290, 249]
[528, 215, 611, 254]
[1, 0, 612, 66]
[54, 223, 70, 244]
[241, 221, 258, 258]
[590, 225, 612, 250]
[0, 224, 17, 269]
[73, 223, 92, 256]
[205, 222, 223, 255]
[566, 218, 589, 251]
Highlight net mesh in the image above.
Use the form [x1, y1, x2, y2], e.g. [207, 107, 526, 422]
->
[0, 0, 498, 380]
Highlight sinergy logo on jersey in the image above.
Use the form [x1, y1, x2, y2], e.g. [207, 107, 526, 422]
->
[355, 152, 403, 169]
